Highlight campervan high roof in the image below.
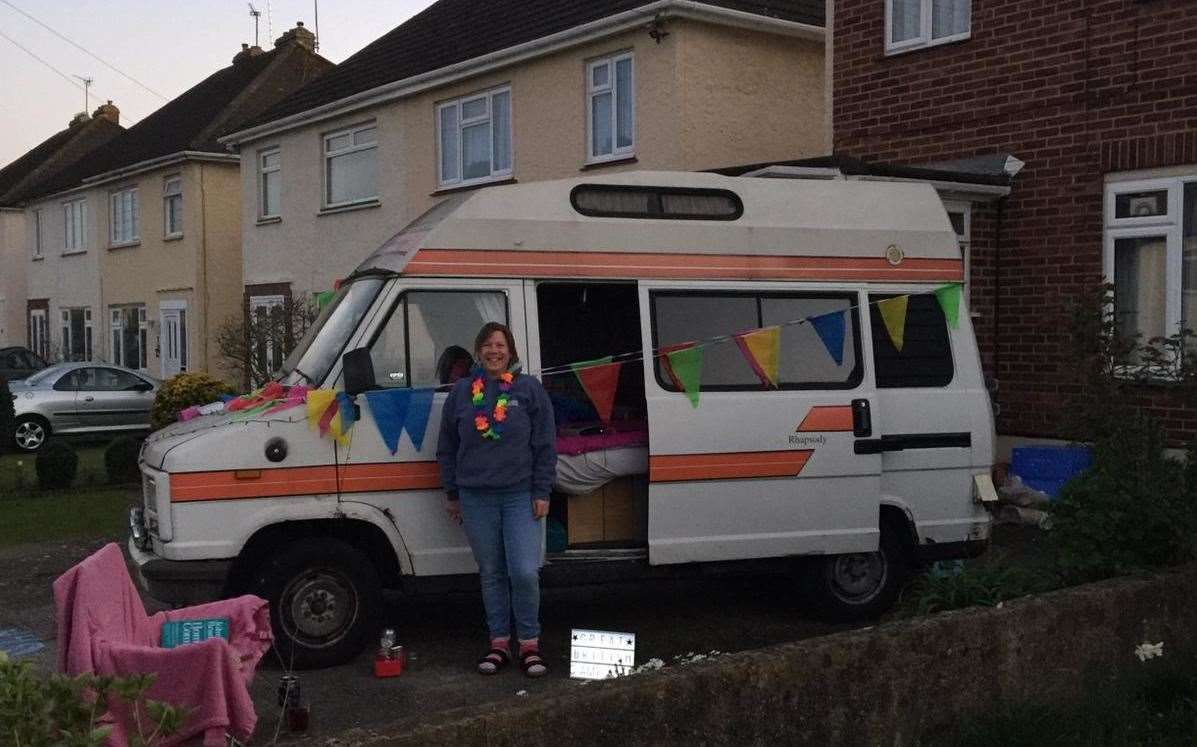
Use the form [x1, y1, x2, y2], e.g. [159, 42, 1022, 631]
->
[357, 171, 963, 283]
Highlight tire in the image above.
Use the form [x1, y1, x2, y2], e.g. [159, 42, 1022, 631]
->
[249, 538, 383, 670]
[804, 522, 908, 622]
[13, 416, 50, 452]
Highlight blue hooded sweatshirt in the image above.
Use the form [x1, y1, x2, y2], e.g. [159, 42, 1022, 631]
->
[436, 371, 557, 500]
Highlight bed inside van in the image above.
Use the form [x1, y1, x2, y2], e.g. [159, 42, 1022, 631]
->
[536, 281, 650, 553]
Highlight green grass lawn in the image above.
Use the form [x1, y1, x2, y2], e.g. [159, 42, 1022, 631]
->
[0, 442, 140, 546]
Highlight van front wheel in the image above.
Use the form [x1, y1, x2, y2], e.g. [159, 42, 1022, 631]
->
[250, 539, 382, 669]
[805, 526, 906, 621]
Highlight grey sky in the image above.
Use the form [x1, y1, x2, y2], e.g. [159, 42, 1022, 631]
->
[0, 0, 436, 167]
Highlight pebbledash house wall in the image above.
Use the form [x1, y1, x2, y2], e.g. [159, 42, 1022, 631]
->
[0, 209, 25, 346]
[235, 18, 826, 299]
[832, 0, 1197, 443]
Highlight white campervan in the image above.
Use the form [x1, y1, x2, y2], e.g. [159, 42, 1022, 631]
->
[129, 171, 994, 668]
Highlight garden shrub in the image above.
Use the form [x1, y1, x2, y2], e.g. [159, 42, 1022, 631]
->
[150, 372, 236, 431]
[900, 562, 1059, 616]
[0, 651, 187, 746]
[105, 436, 143, 485]
[35, 440, 78, 491]
[0, 376, 13, 455]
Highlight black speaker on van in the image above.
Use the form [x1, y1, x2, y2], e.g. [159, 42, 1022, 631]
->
[342, 348, 377, 397]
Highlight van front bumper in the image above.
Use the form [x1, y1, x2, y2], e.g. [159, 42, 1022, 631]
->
[127, 538, 233, 606]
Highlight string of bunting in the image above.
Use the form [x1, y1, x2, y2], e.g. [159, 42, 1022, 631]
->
[180, 284, 963, 446]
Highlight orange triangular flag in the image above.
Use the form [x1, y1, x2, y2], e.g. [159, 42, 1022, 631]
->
[571, 357, 622, 424]
[734, 327, 781, 388]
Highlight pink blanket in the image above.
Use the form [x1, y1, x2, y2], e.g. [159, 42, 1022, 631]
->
[556, 422, 649, 456]
[53, 543, 273, 746]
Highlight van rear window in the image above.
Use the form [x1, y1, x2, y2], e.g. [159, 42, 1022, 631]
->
[571, 185, 743, 220]
[869, 294, 953, 388]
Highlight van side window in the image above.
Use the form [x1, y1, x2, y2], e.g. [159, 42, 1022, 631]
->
[868, 294, 953, 388]
[369, 290, 507, 389]
[651, 291, 861, 391]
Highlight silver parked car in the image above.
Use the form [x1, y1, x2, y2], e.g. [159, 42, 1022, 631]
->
[9, 362, 158, 451]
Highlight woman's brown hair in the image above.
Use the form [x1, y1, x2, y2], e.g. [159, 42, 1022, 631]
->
[474, 322, 520, 367]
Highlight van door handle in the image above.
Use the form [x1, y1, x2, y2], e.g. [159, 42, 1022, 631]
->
[84, 396, 95, 402]
[851, 399, 872, 437]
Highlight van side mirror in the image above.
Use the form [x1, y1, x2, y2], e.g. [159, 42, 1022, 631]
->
[342, 348, 377, 397]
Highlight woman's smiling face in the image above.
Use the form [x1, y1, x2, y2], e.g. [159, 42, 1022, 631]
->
[478, 330, 511, 376]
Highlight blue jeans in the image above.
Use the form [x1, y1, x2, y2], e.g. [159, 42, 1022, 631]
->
[459, 488, 542, 640]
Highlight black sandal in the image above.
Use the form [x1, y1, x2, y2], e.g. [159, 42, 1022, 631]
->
[477, 648, 510, 675]
[519, 649, 547, 678]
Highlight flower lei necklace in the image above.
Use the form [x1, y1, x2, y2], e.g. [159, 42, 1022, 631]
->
[471, 369, 514, 440]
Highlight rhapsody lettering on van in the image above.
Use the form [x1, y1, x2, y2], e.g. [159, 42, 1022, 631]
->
[789, 434, 827, 447]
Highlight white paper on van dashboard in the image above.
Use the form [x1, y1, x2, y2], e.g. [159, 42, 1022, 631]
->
[570, 628, 636, 680]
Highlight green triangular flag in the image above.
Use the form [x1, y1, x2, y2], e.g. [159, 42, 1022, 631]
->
[664, 345, 703, 408]
[934, 283, 962, 329]
[316, 290, 336, 310]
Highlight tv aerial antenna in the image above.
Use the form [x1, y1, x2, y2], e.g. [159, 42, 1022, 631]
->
[72, 74, 93, 113]
[248, 3, 262, 47]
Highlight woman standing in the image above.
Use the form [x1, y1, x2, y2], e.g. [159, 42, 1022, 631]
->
[436, 322, 557, 677]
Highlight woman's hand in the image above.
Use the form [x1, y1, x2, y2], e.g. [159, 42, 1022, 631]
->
[446, 498, 462, 523]
[532, 498, 549, 519]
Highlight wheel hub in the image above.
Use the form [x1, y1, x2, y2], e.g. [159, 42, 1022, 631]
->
[15, 422, 45, 450]
[829, 552, 886, 601]
[285, 572, 354, 641]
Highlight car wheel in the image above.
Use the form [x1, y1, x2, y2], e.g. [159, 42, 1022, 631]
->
[13, 416, 49, 452]
[250, 538, 382, 670]
[804, 522, 908, 621]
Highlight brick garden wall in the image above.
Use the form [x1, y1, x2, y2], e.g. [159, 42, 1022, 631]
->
[833, 0, 1197, 441]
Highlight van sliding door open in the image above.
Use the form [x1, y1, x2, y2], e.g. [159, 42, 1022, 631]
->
[641, 282, 882, 565]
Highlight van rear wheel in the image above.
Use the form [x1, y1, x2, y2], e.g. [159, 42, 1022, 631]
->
[804, 524, 907, 621]
[250, 538, 382, 670]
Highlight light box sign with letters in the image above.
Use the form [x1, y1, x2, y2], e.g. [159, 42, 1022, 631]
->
[570, 628, 636, 680]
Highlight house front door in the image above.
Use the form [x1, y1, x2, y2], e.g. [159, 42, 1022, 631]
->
[160, 304, 187, 378]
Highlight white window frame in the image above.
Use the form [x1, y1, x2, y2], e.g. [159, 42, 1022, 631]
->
[159, 299, 188, 377]
[943, 200, 972, 305]
[436, 86, 514, 188]
[323, 122, 378, 209]
[1103, 174, 1197, 376]
[586, 53, 635, 164]
[249, 294, 286, 374]
[62, 198, 87, 254]
[163, 176, 183, 238]
[110, 304, 148, 370]
[884, 0, 972, 55]
[29, 308, 48, 359]
[60, 307, 93, 361]
[32, 208, 43, 259]
[258, 147, 281, 219]
[110, 187, 140, 246]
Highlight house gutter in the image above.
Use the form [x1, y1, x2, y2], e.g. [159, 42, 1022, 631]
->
[81, 151, 240, 189]
[219, 1, 825, 148]
[852, 174, 1011, 200]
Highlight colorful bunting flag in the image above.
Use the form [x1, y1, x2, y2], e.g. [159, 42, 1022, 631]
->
[664, 344, 703, 408]
[316, 290, 336, 310]
[306, 389, 337, 434]
[329, 392, 358, 445]
[405, 388, 435, 451]
[934, 283, 962, 329]
[810, 310, 847, 366]
[734, 327, 781, 388]
[877, 296, 909, 352]
[364, 389, 411, 454]
[571, 356, 623, 424]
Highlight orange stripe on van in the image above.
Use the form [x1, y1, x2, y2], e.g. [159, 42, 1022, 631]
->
[796, 405, 854, 432]
[405, 249, 964, 282]
[170, 462, 442, 503]
[649, 450, 814, 483]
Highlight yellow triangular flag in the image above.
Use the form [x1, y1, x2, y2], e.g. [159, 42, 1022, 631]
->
[878, 296, 909, 352]
[328, 410, 352, 446]
[735, 327, 781, 388]
[306, 389, 336, 432]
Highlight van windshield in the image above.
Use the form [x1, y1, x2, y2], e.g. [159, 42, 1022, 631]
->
[279, 276, 387, 386]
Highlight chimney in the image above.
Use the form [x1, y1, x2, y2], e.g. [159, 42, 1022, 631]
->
[69, 111, 91, 127]
[233, 42, 266, 65]
[274, 21, 316, 52]
[92, 101, 119, 125]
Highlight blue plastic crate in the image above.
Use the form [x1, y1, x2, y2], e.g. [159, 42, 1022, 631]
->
[1009, 446, 1093, 500]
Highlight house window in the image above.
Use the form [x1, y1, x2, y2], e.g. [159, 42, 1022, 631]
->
[324, 123, 378, 207]
[1104, 175, 1197, 359]
[29, 308, 48, 359]
[110, 187, 140, 245]
[259, 148, 281, 218]
[943, 201, 971, 304]
[886, 0, 971, 54]
[249, 295, 287, 376]
[437, 87, 512, 187]
[163, 177, 183, 237]
[869, 294, 954, 388]
[110, 304, 147, 370]
[63, 198, 87, 253]
[60, 307, 92, 361]
[587, 53, 634, 163]
[32, 209, 43, 258]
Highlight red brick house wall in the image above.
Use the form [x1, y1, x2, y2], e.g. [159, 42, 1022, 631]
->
[833, 0, 1197, 440]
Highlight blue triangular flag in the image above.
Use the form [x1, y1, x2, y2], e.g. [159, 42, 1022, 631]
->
[364, 389, 410, 454]
[404, 388, 435, 451]
[336, 392, 357, 430]
[810, 310, 846, 366]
